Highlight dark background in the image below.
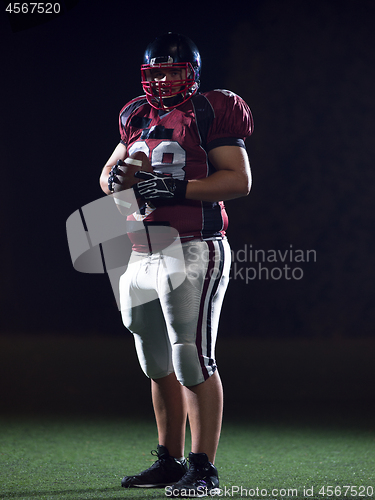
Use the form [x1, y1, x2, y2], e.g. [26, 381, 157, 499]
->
[1, 0, 374, 416]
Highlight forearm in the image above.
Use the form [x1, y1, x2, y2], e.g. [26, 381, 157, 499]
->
[100, 167, 111, 194]
[185, 169, 251, 202]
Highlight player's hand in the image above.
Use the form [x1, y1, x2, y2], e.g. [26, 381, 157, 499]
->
[133, 171, 187, 200]
[108, 160, 126, 193]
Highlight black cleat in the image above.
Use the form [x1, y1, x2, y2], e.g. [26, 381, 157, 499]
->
[121, 445, 188, 488]
[168, 452, 220, 497]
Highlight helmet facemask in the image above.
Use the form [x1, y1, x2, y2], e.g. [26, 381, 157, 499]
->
[141, 60, 198, 110]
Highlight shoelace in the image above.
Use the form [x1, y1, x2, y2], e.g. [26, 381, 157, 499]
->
[182, 460, 209, 482]
[137, 450, 169, 474]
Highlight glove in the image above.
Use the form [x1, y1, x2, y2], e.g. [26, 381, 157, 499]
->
[108, 160, 125, 193]
[133, 171, 188, 201]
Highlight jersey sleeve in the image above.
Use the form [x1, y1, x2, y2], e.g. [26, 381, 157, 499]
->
[118, 96, 148, 146]
[119, 112, 127, 145]
[204, 90, 254, 152]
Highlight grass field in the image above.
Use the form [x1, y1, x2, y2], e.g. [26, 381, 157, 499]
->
[0, 416, 374, 500]
[1, 335, 374, 499]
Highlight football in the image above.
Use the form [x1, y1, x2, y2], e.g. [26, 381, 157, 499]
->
[112, 151, 153, 216]
[114, 151, 153, 192]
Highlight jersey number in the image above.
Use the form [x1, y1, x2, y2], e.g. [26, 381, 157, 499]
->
[127, 141, 186, 180]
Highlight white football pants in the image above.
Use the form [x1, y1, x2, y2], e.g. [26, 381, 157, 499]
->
[119, 238, 231, 386]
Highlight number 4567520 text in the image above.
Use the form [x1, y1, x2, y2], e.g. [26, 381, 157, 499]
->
[5, 3, 61, 14]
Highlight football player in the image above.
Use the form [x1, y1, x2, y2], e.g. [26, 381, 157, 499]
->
[99, 32, 253, 496]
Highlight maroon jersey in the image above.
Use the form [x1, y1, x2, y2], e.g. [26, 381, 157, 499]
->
[119, 89, 254, 251]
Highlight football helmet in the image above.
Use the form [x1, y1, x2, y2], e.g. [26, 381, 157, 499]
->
[141, 33, 201, 110]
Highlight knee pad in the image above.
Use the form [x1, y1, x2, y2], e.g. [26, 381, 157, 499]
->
[172, 343, 216, 387]
[131, 330, 174, 381]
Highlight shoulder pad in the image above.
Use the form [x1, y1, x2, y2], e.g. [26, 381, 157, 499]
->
[120, 96, 148, 129]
